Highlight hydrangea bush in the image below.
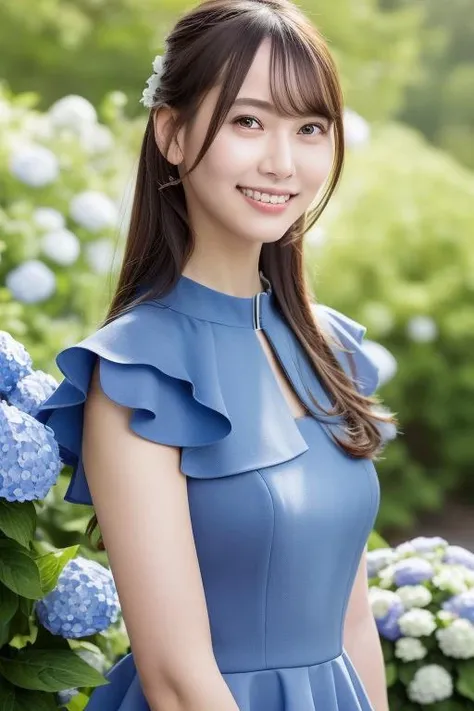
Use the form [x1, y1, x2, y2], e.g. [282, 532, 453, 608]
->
[0, 83, 142, 377]
[0, 329, 128, 709]
[368, 535, 474, 709]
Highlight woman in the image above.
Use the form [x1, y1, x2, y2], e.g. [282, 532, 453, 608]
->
[37, 0, 393, 709]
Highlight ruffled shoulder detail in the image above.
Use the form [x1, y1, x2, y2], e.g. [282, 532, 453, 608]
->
[35, 303, 233, 505]
[313, 304, 380, 397]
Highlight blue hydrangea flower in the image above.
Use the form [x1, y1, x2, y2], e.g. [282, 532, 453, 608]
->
[35, 557, 121, 638]
[443, 545, 474, 571]
[367, 548, 395, 578]
[443, 590, 474, 623]
[0, 331, 33, 397]
[409, 536, 448, 554]
[393, 557, 434, 587]
[56, 688, 80, 706]
[8, 370, 58, 416]
[377, 602, 404, 641]
[0, 401, 61, 502]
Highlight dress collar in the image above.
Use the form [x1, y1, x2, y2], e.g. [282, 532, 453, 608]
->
[153, 273, 275, 329]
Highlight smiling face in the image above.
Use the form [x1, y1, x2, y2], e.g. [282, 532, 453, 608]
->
[173, 38, 335, 249]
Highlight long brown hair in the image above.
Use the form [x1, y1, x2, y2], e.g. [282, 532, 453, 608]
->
[86, 0, 395, 550]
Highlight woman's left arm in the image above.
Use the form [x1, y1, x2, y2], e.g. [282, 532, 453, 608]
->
[343, 546, 390, 711]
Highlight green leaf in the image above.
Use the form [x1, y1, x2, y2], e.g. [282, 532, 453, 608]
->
[428, 701, 467, 711]
[0, 649, 109, 692]
[13, 688, 58, 711]
[0, 674, 15, 711]
[0, 500, 36, 548]
[368, 530, 389, 550]
[385, 661, 398, 687]
[35, 545, 79, 596]
[398, 661, 421, 686]
[66, 691, 90, 711]
[456, 659, 474, 700]
[0, 540, 43, 599]
[0, 583, 19, 625]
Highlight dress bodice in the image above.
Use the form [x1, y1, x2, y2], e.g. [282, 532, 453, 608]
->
[36, 275, 381, 711]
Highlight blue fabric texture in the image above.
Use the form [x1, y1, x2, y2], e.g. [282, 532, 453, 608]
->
[36, 275, 380, 710]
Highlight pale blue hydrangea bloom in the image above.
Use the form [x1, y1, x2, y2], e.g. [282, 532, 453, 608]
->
[443, 545, 474, 571]
[0, 401, 61, 502]
[393, 557, 434, 587]
[409, 536, 448, 553]
[443, 590, 474, 623]
[8, 370, 58, 417]
[376, 600, 404, 641]
[367, 548, 395, 578]
[35, 557, 121, 638]
[0, 331, 33, 397]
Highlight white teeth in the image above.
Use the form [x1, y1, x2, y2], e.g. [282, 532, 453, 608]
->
[240, 188, 290, 205]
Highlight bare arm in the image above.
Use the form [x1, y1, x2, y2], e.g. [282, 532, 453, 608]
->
[82, 362, 240, 711]
[344, 547, 389, 711]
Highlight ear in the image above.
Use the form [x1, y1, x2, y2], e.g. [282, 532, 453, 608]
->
[153, 106, 184, 166]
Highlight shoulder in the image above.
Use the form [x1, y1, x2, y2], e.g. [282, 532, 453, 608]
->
[311, 302, 379, 397]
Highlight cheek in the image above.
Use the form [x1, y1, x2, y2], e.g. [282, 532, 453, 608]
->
[301, 143, 334, 186]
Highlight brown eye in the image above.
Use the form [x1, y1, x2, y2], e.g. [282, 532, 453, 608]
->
[233, 116, 261, 129]
[299, 123, 326, 136]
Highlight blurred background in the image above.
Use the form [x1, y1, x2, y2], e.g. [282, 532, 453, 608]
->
[1, 0, 474, 549]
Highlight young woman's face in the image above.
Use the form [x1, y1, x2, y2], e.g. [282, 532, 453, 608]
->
[178, 38, 334, 247]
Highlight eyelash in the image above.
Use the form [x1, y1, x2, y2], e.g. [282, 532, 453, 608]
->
[232, 115, 328, 135]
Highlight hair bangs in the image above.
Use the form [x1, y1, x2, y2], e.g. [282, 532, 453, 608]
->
[268, 30, 341, 122]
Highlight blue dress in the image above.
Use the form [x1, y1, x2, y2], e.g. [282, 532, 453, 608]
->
[36, 275, 381, 711]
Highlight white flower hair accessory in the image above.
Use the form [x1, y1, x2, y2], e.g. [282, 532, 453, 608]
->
[140, 54, 165, 109]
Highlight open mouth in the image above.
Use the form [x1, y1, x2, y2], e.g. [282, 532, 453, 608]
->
[237, 186, 296, 205]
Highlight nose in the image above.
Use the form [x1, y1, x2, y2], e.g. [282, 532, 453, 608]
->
[258, 132, 295, 180]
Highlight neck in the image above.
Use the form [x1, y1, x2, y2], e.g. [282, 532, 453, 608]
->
[182, 246, 264, 298]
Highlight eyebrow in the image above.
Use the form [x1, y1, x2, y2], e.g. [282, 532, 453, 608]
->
[231, 97, 328, 120]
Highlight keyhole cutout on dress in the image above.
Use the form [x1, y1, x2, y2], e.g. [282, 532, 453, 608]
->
[255, 330, 310, 420]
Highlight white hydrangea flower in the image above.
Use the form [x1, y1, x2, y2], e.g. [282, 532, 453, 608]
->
[9, 144, 59, 187]
[407, 665, 453, 704]
[395, 637, 427, 662]
[79, 123, 114, 154]
[397, 585, 432, 609]
[378, 564, 395, 589]
[306, 225, 327, 248]
[48, 95, 97, 132]
[23, 113, 54, 141]
[395, 541, 416, 557]
[406, 316, 438, 343]
[368, 587, 402, 620]
[398, 608, 436, 638]
[33, 207, 65, 232]
[343, 108, 370, 149]
[433, 567, 467, 595]
[86, 239, 115, 274]
[361, 340, 398, 388]
[436, 619, 474, 659]
[6, 260, 56, 303]
[0, 97, 13, 124]
[41, 229, 81, 266]
[437, 610, 456, 625]
[69, 191, 118, 232]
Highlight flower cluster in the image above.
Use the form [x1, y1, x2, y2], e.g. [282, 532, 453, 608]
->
[368, 536, 474, 705]
[0, 331, 62, 501]
[3, 88, 122, 306]
[35, 557, 121, 638]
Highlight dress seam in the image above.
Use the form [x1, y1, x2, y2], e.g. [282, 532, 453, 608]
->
[256, 468, 275, 669]
[337, 461, 376, 647]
